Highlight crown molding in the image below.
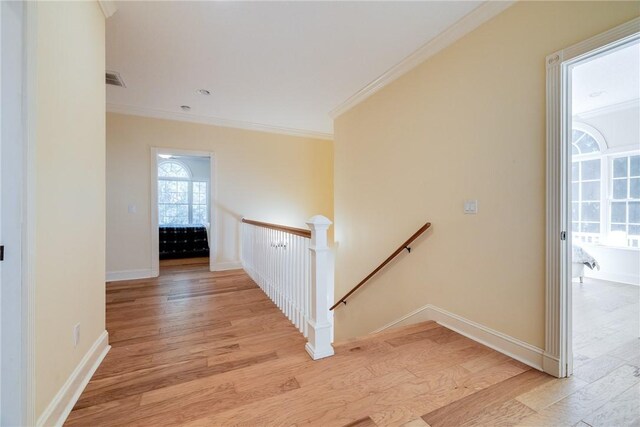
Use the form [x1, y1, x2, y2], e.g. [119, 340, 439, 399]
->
[328, 1, 515, 119]
[106, 103, 334, 141]
[98, 1, 118, 19]
[574, 98, 639, 120]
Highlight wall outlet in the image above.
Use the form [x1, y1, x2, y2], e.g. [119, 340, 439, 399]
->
[464, 200, 478, 214]
[74, 323, 81, 347]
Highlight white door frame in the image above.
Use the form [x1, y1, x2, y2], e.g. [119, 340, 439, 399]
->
[545, 17, 640, 378]
[1, 1, 4, 418]
[1, 1, 36, 424]
[150, 148, 218, 274]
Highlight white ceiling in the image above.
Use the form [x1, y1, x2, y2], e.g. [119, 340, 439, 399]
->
[106, 1, 485, 138]
[572, 40, 640, 115]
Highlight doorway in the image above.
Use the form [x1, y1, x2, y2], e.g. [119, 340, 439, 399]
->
[150, 149, 216, 275]
[545, 17, 640, 379]
[569, 39, 640, 379]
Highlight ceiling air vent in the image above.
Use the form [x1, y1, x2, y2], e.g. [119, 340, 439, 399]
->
[105, 71, 126, 87]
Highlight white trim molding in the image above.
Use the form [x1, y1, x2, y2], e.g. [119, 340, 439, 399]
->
[106, 269, 155, 282]
[329, 1, 514, 119]
[107, 104, 333, 141]
[545, 17, 640, 379]
[97, 1, 117, 19]
[574, 98, 639, 120]
[373, 304, 544, 372]
[36, 331, 110, 427]
[24, 2, 38, 424]
[150, 147, 160, 278]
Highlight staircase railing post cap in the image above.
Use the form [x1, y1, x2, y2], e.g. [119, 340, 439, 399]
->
[306, 215, 332, 226]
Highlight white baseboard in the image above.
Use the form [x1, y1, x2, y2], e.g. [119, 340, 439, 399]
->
[37, 330, 110, 427]
[212, 261, 242, 271]
[106, 268, 156, 282]
[374, 304, 545, 372]
[542, 352, 561, 377]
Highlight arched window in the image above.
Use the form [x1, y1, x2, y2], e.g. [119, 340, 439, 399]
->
[572, 129, 601, 155]
[158, 160, 208, 225]
[158, 160, 191, 178]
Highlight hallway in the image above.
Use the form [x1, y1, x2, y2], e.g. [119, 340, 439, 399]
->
[65, 263, 637, 426]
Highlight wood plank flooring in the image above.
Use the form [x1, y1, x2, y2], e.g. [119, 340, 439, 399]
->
[66, 263, 639, 426]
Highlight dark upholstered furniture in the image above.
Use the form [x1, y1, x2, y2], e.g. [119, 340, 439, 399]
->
[159, 225, 209, 259]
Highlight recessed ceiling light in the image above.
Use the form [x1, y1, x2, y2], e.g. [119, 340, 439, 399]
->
[589, 91, 605, 98]
[180, 105, 191, 111]
[196, 89, 211, 96]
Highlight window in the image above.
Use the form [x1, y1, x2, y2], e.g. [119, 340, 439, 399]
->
[157, 160, 208, 226]
[571, 130, 602, 243]
[571, 125, 640, 248]
[572, 130, 601, 155]
[610, 155, 640, 247]
[158, 161, 190, 178]
[192, 181, 208, 225]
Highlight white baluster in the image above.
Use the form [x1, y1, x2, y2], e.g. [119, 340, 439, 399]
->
[280, 230, 285, 308]
[293, 235, 299, 331]
[282, 233, 293, 321]
[296, 234, 307, 337]
[284, 234, 295, 324]
[273, 228, 278, 306]
[303, 237, 309, 338]
[276, 230, 280, 307]
[291, 235, 296, 329]
[297, 236, 303, 332]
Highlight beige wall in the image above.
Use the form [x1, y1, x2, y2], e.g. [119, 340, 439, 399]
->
[35, 1, 105, 417]
[106, 113, 333, 275]
[333, 1, 640, 345]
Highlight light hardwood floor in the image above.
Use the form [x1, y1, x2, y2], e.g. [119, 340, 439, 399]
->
[65, 263, 639, 426]
[573, 278, 639, 365]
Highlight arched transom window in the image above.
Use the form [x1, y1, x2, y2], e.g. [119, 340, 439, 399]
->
[158, 160, 191, 178]
[572, 130, 601, 155]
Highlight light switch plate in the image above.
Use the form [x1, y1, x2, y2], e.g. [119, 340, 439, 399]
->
[464, 200, 478, 214]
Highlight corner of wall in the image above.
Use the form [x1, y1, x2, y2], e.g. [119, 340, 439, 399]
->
[36, 332, 110, 427]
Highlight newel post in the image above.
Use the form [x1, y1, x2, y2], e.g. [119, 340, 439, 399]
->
[305, 215, 335, 360]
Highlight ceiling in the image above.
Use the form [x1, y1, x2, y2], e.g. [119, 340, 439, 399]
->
[572, 40, 640, 115]
[106, 1, 486, 138]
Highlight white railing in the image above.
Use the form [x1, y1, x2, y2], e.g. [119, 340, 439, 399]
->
[241, 215, 334, 360]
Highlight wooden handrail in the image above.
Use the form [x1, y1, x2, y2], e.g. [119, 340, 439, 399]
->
[242, 218, 311, 238]
[330, 222, 431, 310]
